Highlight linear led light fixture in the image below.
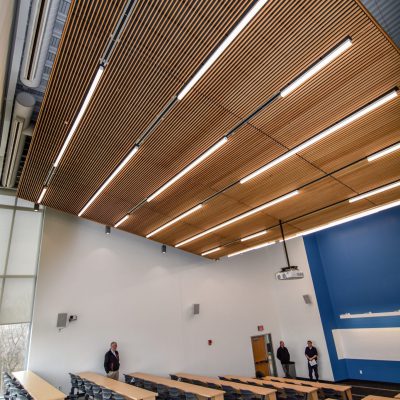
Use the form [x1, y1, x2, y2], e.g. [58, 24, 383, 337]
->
[228, 240, 276, 257]
[78, 145, 139, 216]
[368, 142, 400, 162]
[201, 247, 221, 256]
[340, 310, 400, 319]
[280, 37, 352, 97]
[38, 187, 48, 204]
[349, 180, 400, 203]
[241, 230, 268, 242]
[146, 204, 203, 238]
[295, 199, 400, 237]
[177, 0, 268, 100]
[175, 190, 299, 248]
[240, 89, 398, 184]
[53, 66, 104, 168]
[147, 137, 228, 202]
[114, 215, 130, 228]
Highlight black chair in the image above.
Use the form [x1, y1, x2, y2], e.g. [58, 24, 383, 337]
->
[239, 389, 262, 400]
[156, 384, 169, 400]
[207, 383, 221, 390]
[231, 379, 242, 384]
[184, 394, 197, 400]
[285, 389, 306, 400]
[135, 378, 144, 388]
[123, 375, 132, 384]
[180, 378, 193, 384]
[113, 395, 125, 400]
[101, 389, 113, 400]
[221, 385, 240, 400]
[322, 389, 342, 400]
[170, 375, 179, 381]
[143, 381, 155, 392]
[262, 384, 275, 390]
[192, 380, 206, 388]
[218, 377, 229, 381]
[168, 387, 185, 400]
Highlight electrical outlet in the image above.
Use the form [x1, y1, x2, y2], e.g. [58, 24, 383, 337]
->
[359, 370, 363, 374]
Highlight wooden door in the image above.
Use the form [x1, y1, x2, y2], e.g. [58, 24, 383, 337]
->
[251, 335, 271, 376]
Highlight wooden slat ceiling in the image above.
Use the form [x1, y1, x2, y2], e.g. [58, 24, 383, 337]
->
[18, 0, 400, 259]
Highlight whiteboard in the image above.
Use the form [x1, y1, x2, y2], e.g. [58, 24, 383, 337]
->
[332, 328, 400, 361]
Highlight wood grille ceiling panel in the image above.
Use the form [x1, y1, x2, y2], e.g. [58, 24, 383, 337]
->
[18, 0, 400, 259]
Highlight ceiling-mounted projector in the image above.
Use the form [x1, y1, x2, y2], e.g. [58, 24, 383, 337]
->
[275, 220, 304, 280]
[276, 266, 304, 280]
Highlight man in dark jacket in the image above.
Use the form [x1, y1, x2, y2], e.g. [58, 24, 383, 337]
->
[104, 341, 120, 380]
[276, 341, 291, 378]
[305, 340, 319, 381]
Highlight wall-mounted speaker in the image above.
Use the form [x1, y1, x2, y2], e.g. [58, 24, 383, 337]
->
[303, 294, 312, 304]
[193, 304, 200, 315]
[57, 313, 68, 328]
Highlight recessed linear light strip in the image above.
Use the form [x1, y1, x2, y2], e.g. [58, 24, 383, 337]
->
[349, 180, 400, 203]
[175, 190, 299, 248]
[227, 199, 400, 257]
[280, 37, 352, 98]
[241, 229, 268, 241]
[177, 0, 269, 100]
[38, 187, 48, 204]
[368, 142, 400, 162]
[54, 66, 105, 168]
[228, 240, 276, 257]
[240, 89, 399, 184]
[146, 204, 203, 238]
[78, 146, 139, 216]
[147, 137, 228, 202]
[201, 247, 221, 256]
[114, 214, 129, 228]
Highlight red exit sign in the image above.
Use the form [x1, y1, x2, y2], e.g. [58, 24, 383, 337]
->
[257, 325, 264, 331]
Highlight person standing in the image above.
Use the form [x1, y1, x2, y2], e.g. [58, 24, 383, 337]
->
[276, 341, 292, 378]
[305, 340, 319, 381]
[104, 341, 120, 380]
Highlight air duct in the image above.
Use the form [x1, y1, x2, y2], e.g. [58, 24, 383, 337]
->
[2, 92, 35, 188]
[20, 0, 60, 88]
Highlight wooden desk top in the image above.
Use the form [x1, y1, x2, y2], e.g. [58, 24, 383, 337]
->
[129, 373, 224, 398]
[264, 376, 352, 392]
[78, 372, 156, 400]
[395, 395, 400, 399]
[174, 373, 276, 397]
[363, 397, 400, 400]
[222, 375, 318, 394]
[12, 371, 65, 400]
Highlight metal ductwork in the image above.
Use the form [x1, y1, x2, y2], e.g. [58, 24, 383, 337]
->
[20, 0, 60, 88]
[2, 92, 35, 188]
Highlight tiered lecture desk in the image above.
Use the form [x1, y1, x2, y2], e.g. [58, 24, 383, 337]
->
[78, 372, 157, 400]
[221, 375, 318, 400]
[173, 373, 276, 400]
[12, 371, 65, 400]
[128, 372, 225, 400]
[261, 375, 352, 400]
[394, 395, 400, 399]
[364, 397, 400, 400]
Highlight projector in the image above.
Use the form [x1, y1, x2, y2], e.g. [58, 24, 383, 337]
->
[276, 266, 304, 280]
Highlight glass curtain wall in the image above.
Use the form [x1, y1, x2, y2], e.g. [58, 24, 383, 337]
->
[0, 189, 44, 394]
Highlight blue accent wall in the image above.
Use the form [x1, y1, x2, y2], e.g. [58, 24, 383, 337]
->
[304, 205, 400, 383]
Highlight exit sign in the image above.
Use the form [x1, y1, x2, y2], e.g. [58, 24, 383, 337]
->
[257, 325, 264, 331]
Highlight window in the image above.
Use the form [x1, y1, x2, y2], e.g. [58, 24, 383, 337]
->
[0, 190, 43, 395]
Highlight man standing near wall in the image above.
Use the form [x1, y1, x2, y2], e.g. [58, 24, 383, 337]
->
[305, 340, 319, 381]
[277, 341, 292, 378]
[104, 341, 120, 380]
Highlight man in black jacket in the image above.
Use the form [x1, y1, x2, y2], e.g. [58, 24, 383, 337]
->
[276, 341, 291, 378]
[305, 340, 319, 381]
[104, 341, 120, 380]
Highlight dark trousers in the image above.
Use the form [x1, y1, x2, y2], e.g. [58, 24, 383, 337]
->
[282, 363, 291, 378]
[308, 363, 319, 381]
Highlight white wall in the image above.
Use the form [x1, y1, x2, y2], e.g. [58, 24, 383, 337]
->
[29, 209, 333, 393]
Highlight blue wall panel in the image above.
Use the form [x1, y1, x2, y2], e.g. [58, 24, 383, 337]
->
[304, 205, 400, 383]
